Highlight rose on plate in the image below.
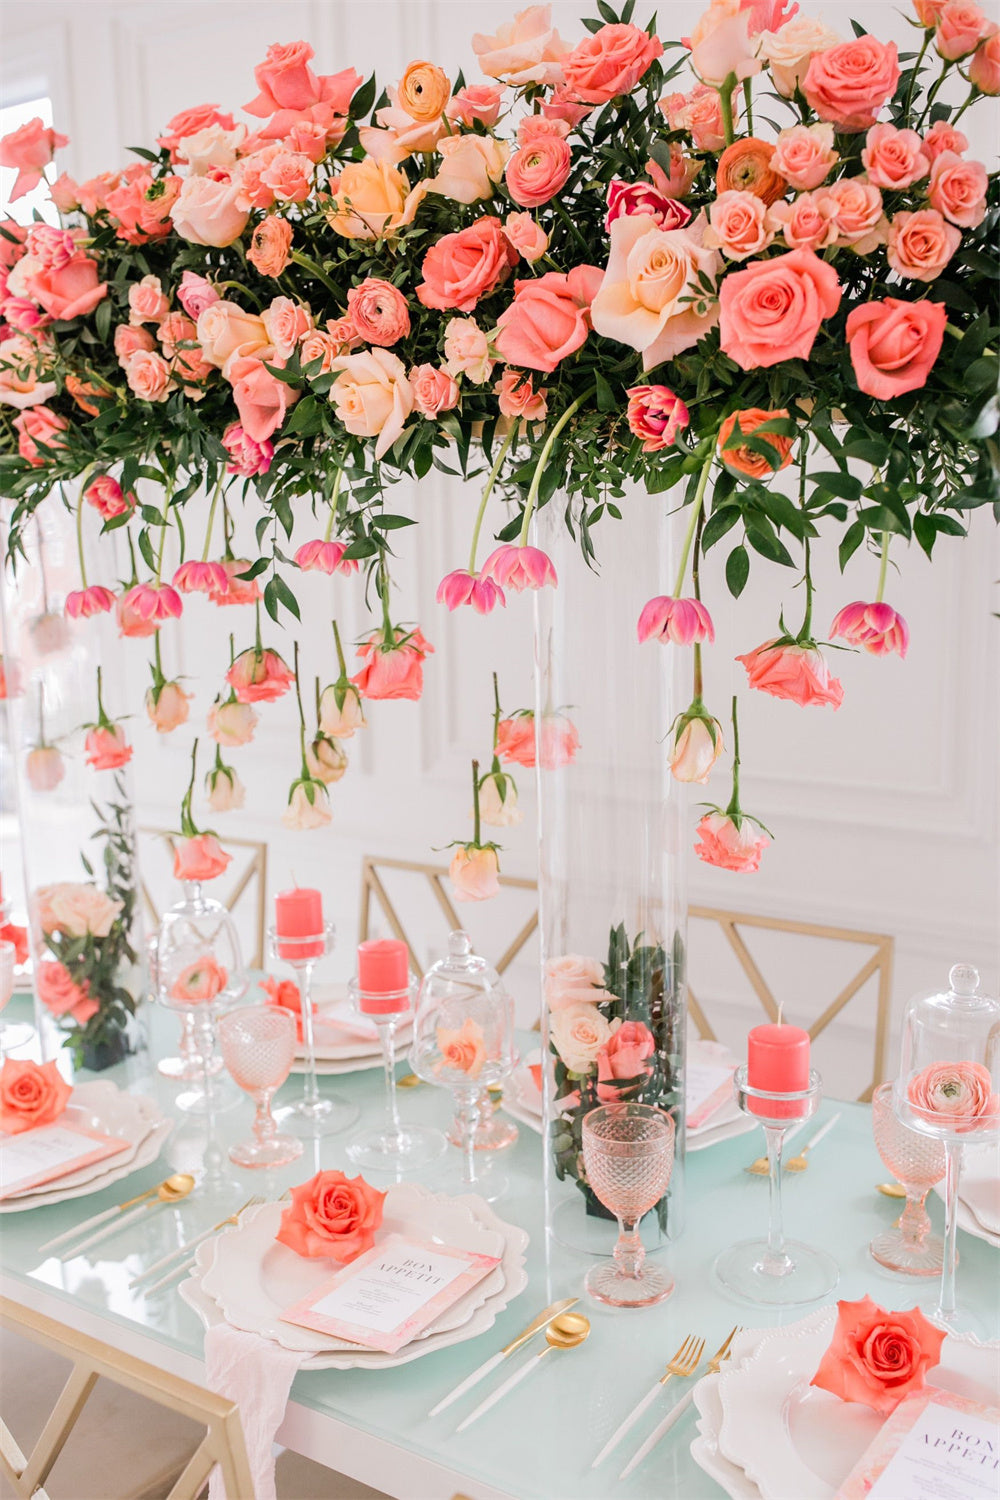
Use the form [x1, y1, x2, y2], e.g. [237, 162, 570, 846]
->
[0, 1058, 73, 1135]
[810, 1295, 946, 1415]
[276, 1169, 386, 1262]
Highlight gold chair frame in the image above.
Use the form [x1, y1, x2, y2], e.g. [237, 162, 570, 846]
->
[0, 1297, 253, 1500]
[688, 905, 894, 1102]
[139, 829, 268, 969]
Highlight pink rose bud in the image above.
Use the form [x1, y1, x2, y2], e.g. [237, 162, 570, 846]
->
[449, 844, 501, 903]
[637, 596, 714, 646]
[207, 698, 259, 747]
[670, 715, 724, 784]
[352, 626, 434, 702]
[25, 745, 65, 792]
[173, 833, 232, 883]
[146, 679, 192, 733]
[830, 600, 909, 657]
[226, 646, 294, 704]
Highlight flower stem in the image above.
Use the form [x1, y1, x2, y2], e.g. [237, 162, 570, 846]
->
[254, 599, 263, 655]
[289, 249, 341, 297]
[378, 553, 393, 637]
[801, 534, 813, 639]
[673, 452, 713, 597]
[726, 694, 741, 818]
[76, 490, 88, 588]
[201, 473, 224, 561]
[950, 84, 978, 125]
[519, 393, 591, 547]
[472, 758, 481, 848]
[181, 738, 199, 835]
[324, 470, 343, 542]
[95, 665, 106, 725]
[904, 30, 931, 116]
[876, 531, 890, 603]
[293, 640, 309, 777]
[155, 520, 168, 584]
[718, 74, 736, 147]
[469, 422, 518, 572]
[742, 76, 754, 134]
[492, 671, 502, 754]
[332, 618, 348, 677]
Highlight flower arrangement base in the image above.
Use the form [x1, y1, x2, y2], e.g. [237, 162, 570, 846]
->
[80, 1030, 131, 1073]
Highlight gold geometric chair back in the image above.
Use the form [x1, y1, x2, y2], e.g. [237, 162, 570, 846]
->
[358, 854, 538, 982]
[0, 1296, 253, 1500]
[687, 905, 894, 1102]
[138, 827, 268, 969]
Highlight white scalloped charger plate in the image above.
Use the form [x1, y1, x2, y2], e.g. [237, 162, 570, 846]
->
[716, 1307, 1000, 1500]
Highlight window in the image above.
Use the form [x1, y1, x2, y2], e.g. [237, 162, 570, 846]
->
[0, 95, 61, 225]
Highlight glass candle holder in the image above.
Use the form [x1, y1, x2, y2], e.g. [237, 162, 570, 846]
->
[219, 1005, 303, 1169]
[713, 1066, 839, 1307]
[267, 923, 359, 1138]
[0, 938, 33, 1054]
[345, 977, 446, 1171]
[870, 1081, 946, 1277]
[582, 1103, 676, 1308]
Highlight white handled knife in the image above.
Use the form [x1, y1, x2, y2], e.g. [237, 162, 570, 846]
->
[455, 1347, 550, 1432]
[428, 1297, 578, 1418]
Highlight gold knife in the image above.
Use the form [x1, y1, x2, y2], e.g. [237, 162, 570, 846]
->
[427, 1297, 579, 1417]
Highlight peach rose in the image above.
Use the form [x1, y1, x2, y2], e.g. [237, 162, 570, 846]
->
[845, 297, 947, 399]
[128, 274, 169, 326]
[773, 123, 838, 190]
[276, 1169, 386, 1262]
[299, 329, 342, 375]
[718, 408, 794, 477]
[545, 954, 614, 1010]
[226, 645, 294, 703]
[85, 723, 133, 769]
[506, 137, 571, 208]
[208, 698, 259, 746]
[227, 355, 296, 442]
[358, 93, 446, 164]
[811, 1297, 946, 1416]
[591, 213, 720, 370]
[478, 770, 522, 827]
[157, 312, 197, 357]
[318, 681, 365, 737]
[596, 1020, 657, 1102]
[125, 349, 172, 402]
[327, 158, 426, 241]
[861, 125, 930, 190]
[686, 0, 762, 86]
[346, 278, 410, 347]
[417, 216, 517, 312]
[660, 85, 728, 152]
[114, 324, 155, 367]
[923, 120, 969, 160]
[471, 6, 570, 86]
[767, 193, 838, 252]
[737, 638, 844, 707]
[205, 761, 246, 812]
[443, 317, 494, 383]
[0, 1058, 72, 1134]
[259, 150, 313, 204]
[497, 709, 579, 768]
[0, 118, 68, 201]
[706, 190, 775, 260]
[907, 1060, 1000, 1132]
[37, 961, 98, 1026]
[26, 744, 65, 791]
[352, 625, 434, 701]
[820, 177, 886, 254]
[447, 84, 505, 128]
[247, 215, 293, 276]
[427, 134, 509, 205]
[968, 25, 1000, 90]
[504, 212, 549, 262]
[495, 368, 548, 422]
[173, 833, 232, 883]
[563, 21, 662, 101]
[170, 956, 228, 1004]
[398, 60, 451, 122]
[170, 174, 249, 247]
[886, 209, 960, 281]
[157, 104, 236, 158]
[802, 35, 900, 131]
[176, 123, 246, 176]
[105, 170, 181, 244]
[24, 252, 107, 322]
[934, 0, 989, 58]
[927, 151, 987, 227]
[759, 15, 842, 96]
[436, 1015, 488, 1074]
[282, 781, 333, 831]
[0, 337, 56, 410]
[551, 1004, 613, 1073]
[410, 363, 460, 417]
[305, 733, 348, 785]
[694, 811, 770, 873]
[328, 348, 413, 459]
[670, 715, 724, 783]
[146, 679, 192, 733]
[36, 881, 121, 937]
[495, 264, 602, 372]
[719, 248, 841, 370]
[196, 301, 269, 369]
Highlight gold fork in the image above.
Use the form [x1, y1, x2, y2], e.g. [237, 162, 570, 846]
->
[591, 1333, 705, 1468]
[128, 1196, 264, 1289]
[618, 1327, 742, 1480]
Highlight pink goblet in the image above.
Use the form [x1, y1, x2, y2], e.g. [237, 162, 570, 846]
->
[582, 1103, 676, 1308]
[219, 1006, 303, 1169]
[871, 1081, 946, 1276]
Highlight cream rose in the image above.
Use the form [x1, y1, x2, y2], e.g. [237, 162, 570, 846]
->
[169, 174, 249, 248]
[544, 954, 615, 1011]
[196, 301, 270, 369]
[590, 212, 721, 369]
[262, 296, 313, 359]
[327, 158, 427, 241]
[443, 317, 494, 383]
[36, 881, 122, 938]
[705, 190, 775, 260]
[282, 782, 333, 831]
[175, 124, 247, 176]
[759, 16, 842, 96]
[550, 1004, 614, 1074]
[426, 135, 510, 205]
[328, 348, 414, 459]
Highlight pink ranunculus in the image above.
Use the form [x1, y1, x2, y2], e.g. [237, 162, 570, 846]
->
[170, 956, 229, 1004]
[927, 151, 988, 228]
[968, 24, 1000, 90]
[125, 349, 172, 402]
[811, 1297, 947, 1417]
[719, 247, 841, 371]
[177, 271, 221, 322]
[471, 6, 570, 87]
[352, 625, 434, 702]
[922, 120, 969, 160]
[908, 1060, 1000, 1133]
[637, 595, 714, 645]
[494, 264, 602, 373]
[449, 845, 501, 904]
[861, 124, 931, 190]
[494, 368, 548, 423]
[416, 216, 518, 313]
[504, 212, 549, 263]
[222, 422, 273, 477]
[605, 179, 693, 232]
[830, 600, 910, 657]
[625, 384, 690, 451]
[173, 833, 232, 883]
[227, 355, 297, 444]
[346, 278, 411, 347]
[24, 251, 107, 322]
[934, 0, 989, 58]
[591, 213, 720, 370]
[36, 961, 97, 1025]
[737, 638, 844, 707]
[447, 84, 505, 128]
[695, 810, 770, 872]
[481, 544, 557, 592]
[886, 209, 960, 281]
[13, 406, 67, 466]
[120, 582, 182, 624]
[706, 189, 775, 260]
[146, 679, 192, 733]
[410, 364, 460, 418]
[157, 104, 236, 158]
[436, 569, 506, 614]
[505, 137, 571, 209]
[0, 118, 68, 201]
[660, 85, 730, 152]
[173, 560, 230, 595]
[207, 698, 259, 747]
[226, 646, 294, 704]
[66, 585, 116, 619]
[443, 318, 494, 384]
[210, 559, 262, 607]
[85, 723, 133, 770]
[802, 35, 900, 131]
[562, 22, 663, 102]
[845, 297, 946, 400]
[328, 348, 413, 460]
[170, 174, 249, 248]
[772, 123, 839, 190]
[820, 177, 886, 255]
[26, 745, 65, 792]
[596, 1020, 656, 1102]
[294, 539, 359, 575]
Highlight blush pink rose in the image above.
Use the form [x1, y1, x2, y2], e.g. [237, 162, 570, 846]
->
[85, 723, 133, 770]
[146, 680, 192, 733]
[173, 833, 232, 883]
[660, 85, 729, 152]
[845, 297, 946, 400]
[443, 318, 494, 383]
[820, 178, 886, 254]
[125, 349, 172, 402]
[276, 1169, 386, 1263]
[416, 216, 518, 313]
[922, 120, 969, 159]
[346, 278, 411, 346]
[449, 846, 501, 904]
[226, 646, 294, 703]
[811, 1296, 946, 1415]
[114, 324, 155, 367]
[410, 363, 460, 417]
[25, 252, 107, 322]
[170, 175, 249, 248]
[596, 1020, 656, 1102]
[802, 36, 900, 131]
[737, 638, 844, 707]
[968, 25, 1000, 90]
[934, 0, 989, 58]
[830, 599, 910, 656]
[719, 248, 842, 370]
[562, 22, 663, 102]
[861, 125, 930, 189]
[210, 559, 263, 607]
[13, 406, 67, 466]
[886, 209, 960, 281]
[927, 151, 988, 227]
[227, 355, 296, 442]
[157, 312, 197, 357]
[352, 625, 434, 702]
[495, 264, 603, 372]
[208, 698, 259, 747]
[37, 961, 98, 1025]
[505, 137, 571, 208]
[328, 348, 414, 459]
[544, 955, 614, 1010]
[0, 118, 68, 201]
[447, 84, 505, 128]
[128, 274, 169, 326]
[695, 811, 770, 872]
[767, 193, 838, 252]
[504, 212, 549, 263]
[471, 8, 570, 87]
[259, 150, 313, 204]
[771, 124, 839, 190]
[626, 384, 690, 450]
[707, 190, 775, 260]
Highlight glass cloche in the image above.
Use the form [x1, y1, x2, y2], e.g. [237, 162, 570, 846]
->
[895, 963, 1000, 1141]
[155, 881, 248, 1016]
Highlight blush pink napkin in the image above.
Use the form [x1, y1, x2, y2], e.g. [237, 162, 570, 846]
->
[204, 1323, 305, 1500]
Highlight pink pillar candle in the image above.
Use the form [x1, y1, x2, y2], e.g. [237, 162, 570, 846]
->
[747, 1022, 810, 1118]
[357, 939, 411, 1015]
[275, 887, 324, 961]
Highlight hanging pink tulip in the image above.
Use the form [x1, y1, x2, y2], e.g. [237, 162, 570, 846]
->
[637, 595, 715, 645]
[294, 539, 359, 576]
[173, 560, 230, 595]
[481, 544, 557, 592]
[66, 585, 116, 619]
[830, 601, 909, 657]
[120, 581, 183, 622]
[436, 569, 505, 614]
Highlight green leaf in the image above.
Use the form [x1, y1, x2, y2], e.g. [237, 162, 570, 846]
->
[839, 520, 865, 571]
[726, 544, 750, 597]
[701, 505, 740, 551]
[270, 572, 301, 621]
[371, 514, 416, 529]
[594, 371, 616, 412]
[285, 395, 322, 436]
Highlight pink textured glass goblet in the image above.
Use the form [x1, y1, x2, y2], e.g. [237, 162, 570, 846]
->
[582, 1103, 676, 1307]
[871, 1081, 946, 1275]
[219, 1006, 303, 1169]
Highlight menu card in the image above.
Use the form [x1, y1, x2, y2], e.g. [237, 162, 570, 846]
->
[686, 1059, 737, 1131]
[835, 1389, 1000, 1500]
[280, 1234, 502, 1353]
[0, 1123, 130, 1199]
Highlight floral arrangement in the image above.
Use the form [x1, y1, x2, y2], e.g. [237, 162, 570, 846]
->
[0, 1057, 72, 1134]
[31, 772, 140, 1066]
[0, 0, 997, 871]
[811, 1295, 946, 1414]
[276, 1168, 387, 1261]
[548, 927, 683, 1223]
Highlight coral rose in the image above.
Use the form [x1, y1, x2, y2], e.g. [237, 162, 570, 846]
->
[737, 638, 844, 707]
[716, 139, 787, 207]
[497, 709, 579, 768]
[247, 215, 293, 276]
[544, 955, 614, 1010]
[830, 600, 909, 657]
[114, 324, 155, 367]
[449, 846, 501, 903]
[772, 123, 838, 190]
[504, 212, 549, 262]
[346, 278, 410, 347]
[173, 833, 231, 883]
[436, 1017, 488, 1078]
[245, 40, 360, 119]
[228, 355, 297, 443]
[563, 22, 663, 101]
[706, 190, 775, 260]
[927, 151, 988, 227]
[923, 120, 969, 159]
[886, 209, 960, 281]
[0, 1058, 72, 1134]
[968, 25, 1000, 90]
[0, 118, 68, 201]
[427, 134, 509, 204]
[14, 404, 67, 467]
[328, 348, 414, 459]
[811, 1297, 946, 1415]
[821, 178, 886, 254]
[448, 84, 505, 127]
[211, 559, 262, 606]
[907, 1060, 999, 1132]
[695, 811, 770, 872]
[471, 6, 570, 87]
[276, 1169, 386, 1262]
[410, 364, 460, 417]
[326, 159, 426, 241]
[802, 36, 900, 131]
[170, 174, 249, 248]
[85, 724, 133, 770]
[718, 407, 794, 477]
[719, 248, 842, 370]
[37, 961, 98, 1026]
[551, 1005, 613, 1073]
[845, 297, 946, 400]
[26, 251, 107, 322]
[226, 646, 294, 703]
[506, 138, 571, 208]
[596, 1020, 656, 1102]
[862, 125, 930, 190]
[591, 213, 720, 369]
[352, 625, 434, 701]
[416, 216, 517, 313]
[626, 384, 690, 450]
[494, 370, 548, 423]
[494, 264, 602, 373]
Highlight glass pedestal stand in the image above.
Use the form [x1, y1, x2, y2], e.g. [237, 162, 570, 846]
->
[447, 1088, 519, 1152]
[269, 924, 359, 1138]
[346, 979, 445, 1171]
[713, 1067, 838, 1307]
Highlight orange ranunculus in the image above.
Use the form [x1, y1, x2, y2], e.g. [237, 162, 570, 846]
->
[397, 61, 451, 123]
[276, 1169, 386, 1261]
[716, 138, 787, 207]
[717, 408, 794, 478]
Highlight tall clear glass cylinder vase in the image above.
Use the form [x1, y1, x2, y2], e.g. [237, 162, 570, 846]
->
[533, 490, 686, 1257]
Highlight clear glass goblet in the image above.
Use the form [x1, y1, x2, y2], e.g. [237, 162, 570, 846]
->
[0, 939, 33, 1054]
[582, 1103, 676, 1308]
[446, 1089, 519, 1152]
[219, 1006, 303, 1169]
[871, 1081, 946, 1276]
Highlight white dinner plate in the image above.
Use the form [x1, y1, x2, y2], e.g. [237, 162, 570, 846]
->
[3, 1113, 173, 1211]
[691, 1326, 769, 1500]
[932, 1141, 1000, 1245]
[716, 1307, 1000, 1500]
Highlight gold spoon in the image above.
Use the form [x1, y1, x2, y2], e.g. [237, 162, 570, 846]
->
[57, 1174, 197, 1260]
[877, 1182, 907, 1199]
[397, 1072, 422, 1088]
[456, 1312, 591, 1431]
[40, 1173, 197, 1254]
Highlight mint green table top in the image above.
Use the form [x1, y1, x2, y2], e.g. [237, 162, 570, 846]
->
[2, 998, 997, 1500]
